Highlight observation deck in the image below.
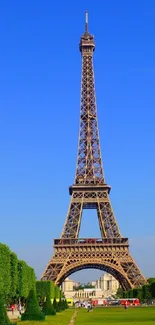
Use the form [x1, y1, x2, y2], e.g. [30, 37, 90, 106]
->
[54, 237, 129, 247]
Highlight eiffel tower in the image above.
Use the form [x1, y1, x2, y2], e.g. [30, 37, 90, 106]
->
[42, 12, 146, 290]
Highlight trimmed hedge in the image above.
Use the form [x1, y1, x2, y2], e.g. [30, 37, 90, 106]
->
[36, 281, 52, 301]
[21, 289, 45, 321]
[42, 296, 56, 315]
[36, 281, 67, 310]
[36, 281, 57, 302]
[55, 285, 61, 299]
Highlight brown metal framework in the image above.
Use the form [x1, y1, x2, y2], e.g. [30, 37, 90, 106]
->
[41, 12, 146, 290]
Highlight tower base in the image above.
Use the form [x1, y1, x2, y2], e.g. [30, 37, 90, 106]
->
[41, 238, 146, 290]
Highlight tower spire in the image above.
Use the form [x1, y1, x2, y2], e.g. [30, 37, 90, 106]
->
[85, 11, 88, 32]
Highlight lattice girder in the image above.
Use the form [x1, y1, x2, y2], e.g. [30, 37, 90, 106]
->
[61, 188, 121, 238]
[41, 13, 146, 289]
[41, 240, 146, 290]
[75, 53, 104, 185]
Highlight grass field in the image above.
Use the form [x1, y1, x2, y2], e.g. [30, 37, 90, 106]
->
[13, 309, 74, 325]
[75, 307, 155, 325]
[12, 307, 155, 325]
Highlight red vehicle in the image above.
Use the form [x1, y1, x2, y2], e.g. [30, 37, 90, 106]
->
[120, 298, 140, 306]
[91, 299, 108, 306]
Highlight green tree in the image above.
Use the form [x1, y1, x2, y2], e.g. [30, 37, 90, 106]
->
[42, 296, 56, 315]
[148, 278, 155, 284]
[116, 287, 124, 298]
[10, 252, 18, 300]
[142, 284, 151, 301]
[0, 243, 11, 300]
[17, 261, 36, 300]
[137, 288, 143, 301]
[18, 261, 29, 299]
[150, 281, 155, 298]
[0, 242, 36, 303]
[27, 267, 36, 293]
[21, 289, 45, 321]
[132, 288, 138, 298]
[36, 281, 55, 304]
[123, 291, 128, 298]
[74, 284, 95, 290]
[128, 289, 133, 298]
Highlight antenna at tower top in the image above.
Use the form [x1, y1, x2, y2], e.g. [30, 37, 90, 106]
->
[85, 11, 88, 32]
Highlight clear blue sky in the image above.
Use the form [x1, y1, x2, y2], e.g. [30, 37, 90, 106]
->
[0, 0, 155, 283]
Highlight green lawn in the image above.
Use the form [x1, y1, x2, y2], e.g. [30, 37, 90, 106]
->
[14, 309, 74, 325]
[75, 307, 155, 325]
[11, 307, 155, 325]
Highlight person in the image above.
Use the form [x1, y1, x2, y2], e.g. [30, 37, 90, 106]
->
[18, 304, 22, 315]
[11, 304, 15, 315]
[87, 304, 93, 312]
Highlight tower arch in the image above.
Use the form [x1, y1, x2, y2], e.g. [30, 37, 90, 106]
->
[55, 261, 132, 291]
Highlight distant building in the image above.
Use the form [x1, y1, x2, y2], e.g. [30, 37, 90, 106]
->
[62, 273, 119, 301]
[73, 281, 80, 288]
[90, 281, 96, 287]
[62, 278, 79, 299]
[62, 277, 73, 292]
[96, 273, 119, 296]
[74, 288, 103, 300]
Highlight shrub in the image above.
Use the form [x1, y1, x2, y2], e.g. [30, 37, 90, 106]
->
[21, 289, 45, 321]
[61, 299, 66, 310]
[0, 294, 16, 325]
[58, 299, 63, 312]
[42, 295, 56, 316]
[64, 299, 69, 309]
[53, 297, 60, 312]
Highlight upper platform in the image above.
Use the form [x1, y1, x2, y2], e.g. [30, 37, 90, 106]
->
[79, 11, 95, 53]
[69, 184, 111, 195]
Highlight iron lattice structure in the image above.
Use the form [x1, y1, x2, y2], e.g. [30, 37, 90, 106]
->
[42, 13, 146, 290]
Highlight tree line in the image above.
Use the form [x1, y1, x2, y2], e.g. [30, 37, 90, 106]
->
[117, 278, 155, 302]
[36, 280, 63, 303]
[0, 281, 68, 324]
[0, 243, 36, 303]
[0, 243, 62, 304]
